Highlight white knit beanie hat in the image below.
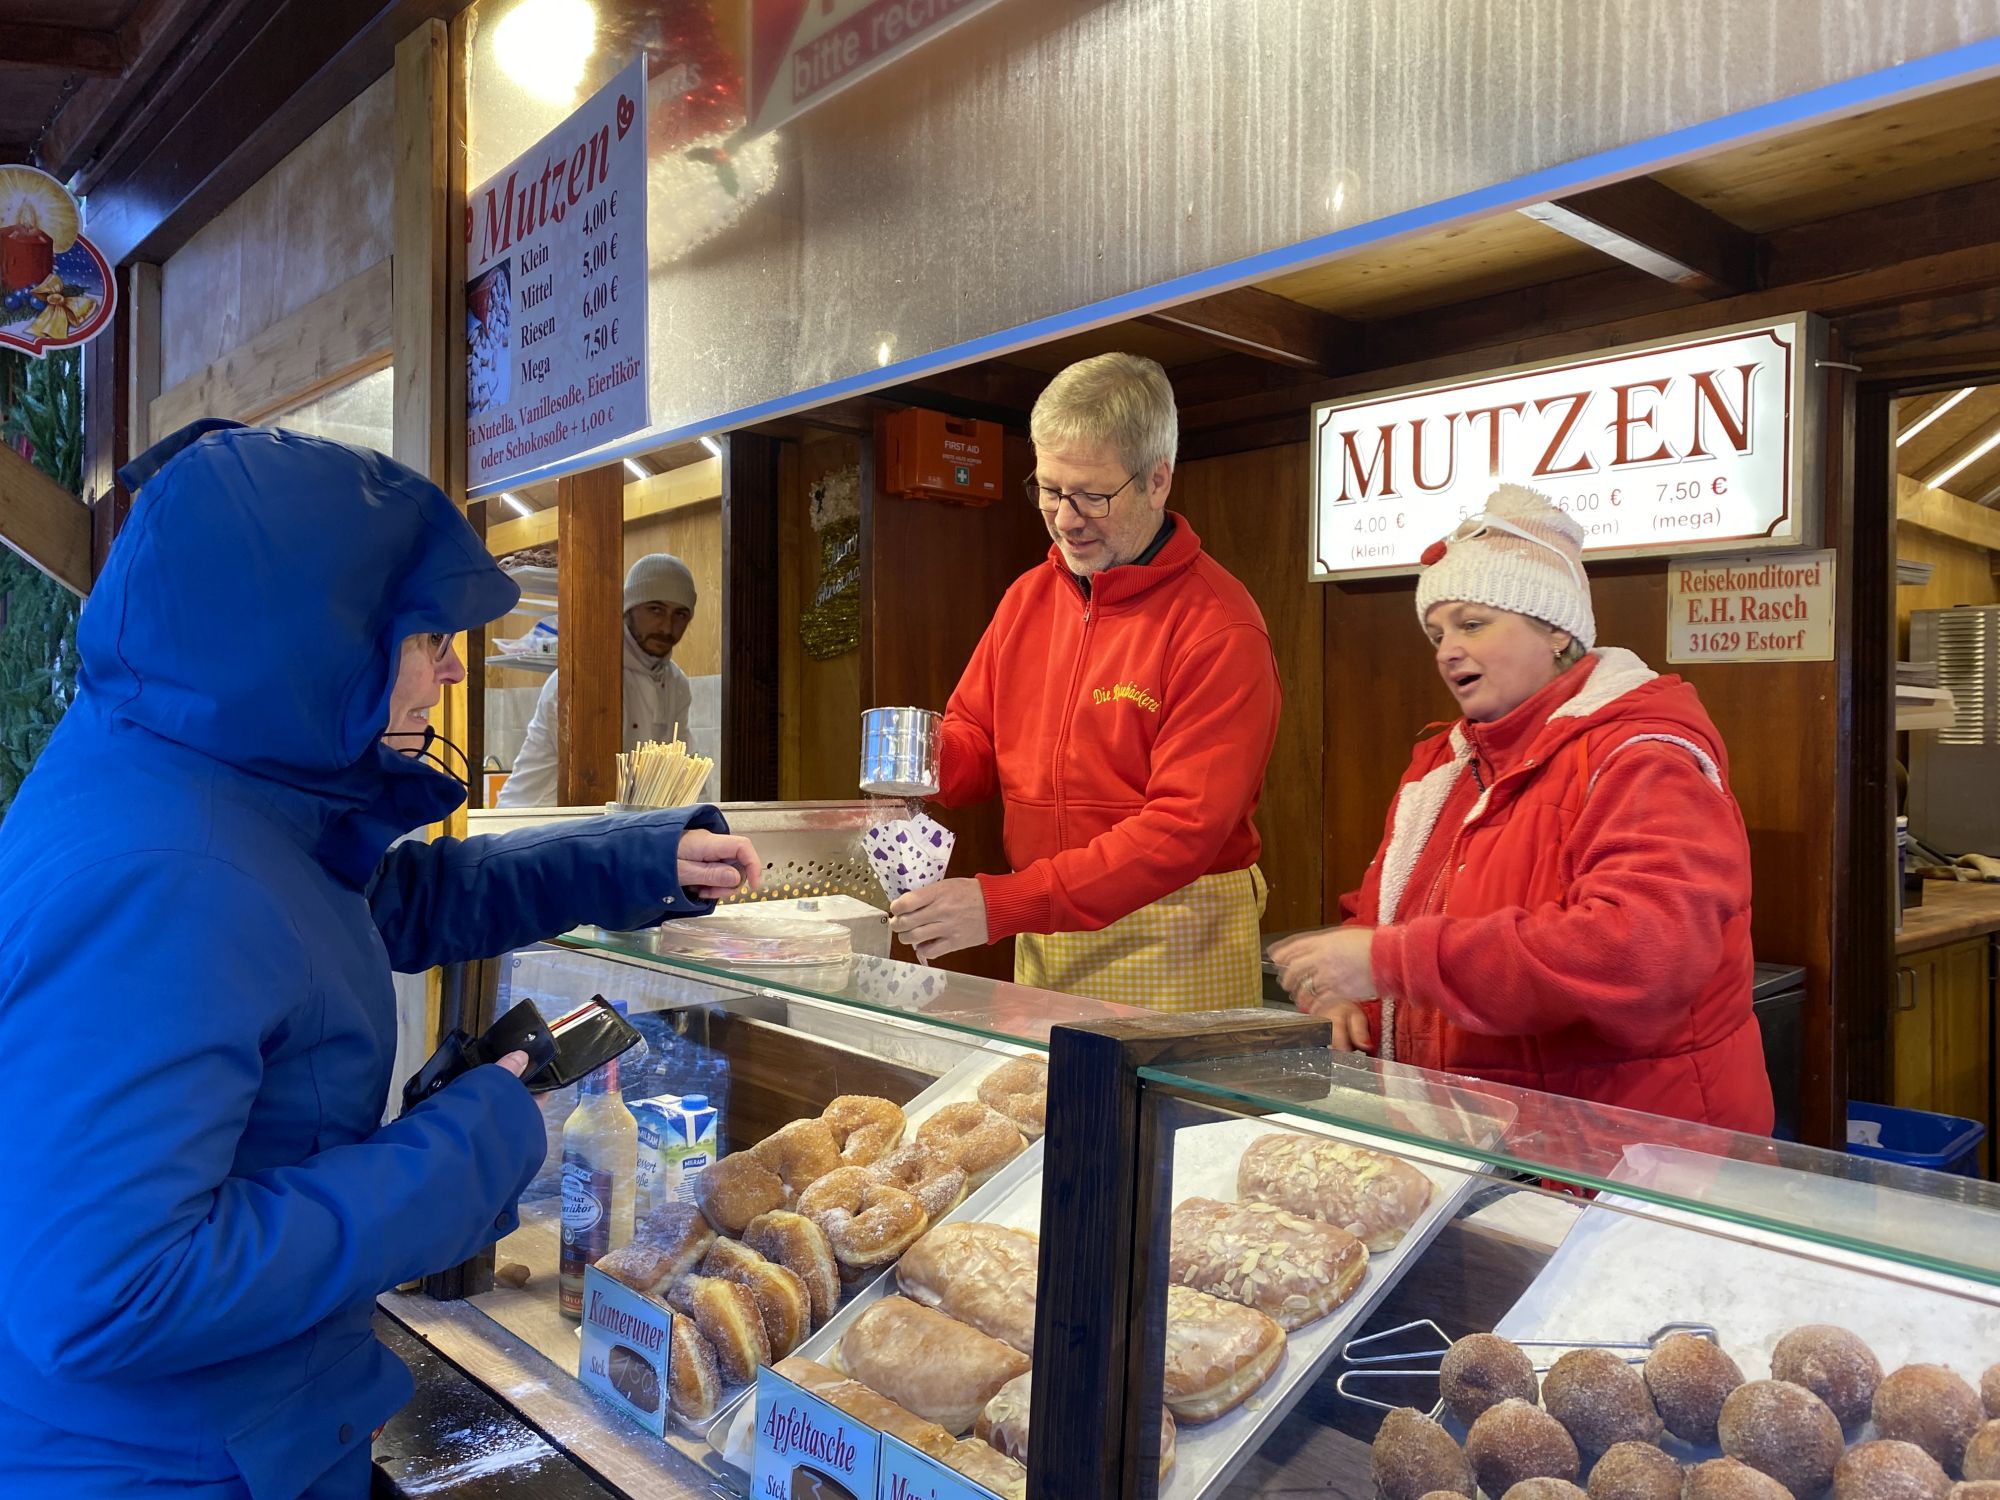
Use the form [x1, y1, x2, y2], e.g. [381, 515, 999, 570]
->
[1414, 483, 1595, 649]
[624, 553, 697, 613]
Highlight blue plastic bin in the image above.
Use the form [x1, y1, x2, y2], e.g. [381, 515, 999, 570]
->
[1846, 1101, 1986, 1177]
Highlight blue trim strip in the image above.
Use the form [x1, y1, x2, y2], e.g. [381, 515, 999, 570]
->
[471, 35, 2000, 498]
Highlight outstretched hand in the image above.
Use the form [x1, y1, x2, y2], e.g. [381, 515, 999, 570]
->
[678, 830, 763, 901]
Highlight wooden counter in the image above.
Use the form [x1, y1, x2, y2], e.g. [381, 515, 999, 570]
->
[1897, 880, 2000, 955]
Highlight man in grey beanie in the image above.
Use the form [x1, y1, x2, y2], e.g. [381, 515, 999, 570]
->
[497, 553, 699, 806]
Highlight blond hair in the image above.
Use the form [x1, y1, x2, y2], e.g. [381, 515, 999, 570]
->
[1029, 352, 1179, 474]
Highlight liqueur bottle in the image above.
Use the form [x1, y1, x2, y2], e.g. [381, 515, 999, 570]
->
[558, 1032, 638, 1320]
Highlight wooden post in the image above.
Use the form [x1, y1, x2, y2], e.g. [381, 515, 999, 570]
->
[126, 262, 162, 457]
[83, 261, 134, 581]
[1030, 1009, 1332, 1499]
[558, 464, 625, 806]
[723, 433, 782, 801]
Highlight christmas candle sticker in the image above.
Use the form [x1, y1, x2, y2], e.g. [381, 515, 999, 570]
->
[0, 167, 115, 358]
[467, 54, 650, 487]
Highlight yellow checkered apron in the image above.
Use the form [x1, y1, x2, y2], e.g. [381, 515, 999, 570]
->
[1014, 866, 1268, 1013]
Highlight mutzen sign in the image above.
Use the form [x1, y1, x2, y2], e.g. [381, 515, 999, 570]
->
[1310, 315, 1824, 579]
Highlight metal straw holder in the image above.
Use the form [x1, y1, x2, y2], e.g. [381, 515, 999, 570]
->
[859, 706, 942, 797]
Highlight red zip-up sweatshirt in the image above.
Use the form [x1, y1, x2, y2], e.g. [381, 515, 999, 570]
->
[936, 514, 1282, 943]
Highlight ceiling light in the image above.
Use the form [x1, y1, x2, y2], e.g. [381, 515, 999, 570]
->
[1925, 424, 2000, 492]
[700, 436, 722, 457]
[624, 458, 650, 480]
[1896, 387, 1974, 448]
[494, 0, 596, 106]
[501, 492, 533, 517]
[876, 340, 894, 367]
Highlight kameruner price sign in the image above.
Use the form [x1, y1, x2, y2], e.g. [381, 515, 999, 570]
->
[1309, 315, 1823, 580]
[466, 55, 650, 488]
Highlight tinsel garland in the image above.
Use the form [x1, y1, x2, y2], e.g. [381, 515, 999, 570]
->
[801, 466, 861, 660]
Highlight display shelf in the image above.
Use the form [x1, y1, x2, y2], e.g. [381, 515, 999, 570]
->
[486, 653, 557, 673]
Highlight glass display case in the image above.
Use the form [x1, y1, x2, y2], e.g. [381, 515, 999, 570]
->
[385, 933, 2000, 1500]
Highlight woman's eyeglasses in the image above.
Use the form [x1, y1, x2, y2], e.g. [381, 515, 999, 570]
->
[416, 631, 453, 664]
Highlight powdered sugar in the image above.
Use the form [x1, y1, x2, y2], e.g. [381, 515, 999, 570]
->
[391, 1415, 561, 1494]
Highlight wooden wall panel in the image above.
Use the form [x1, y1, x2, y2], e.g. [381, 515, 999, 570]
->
[778, 433, 868, 803]
[625, 500, 724, 680]
[1172, 445, 1325, 936]
[865, 433, 1048, 982]
[159, 73, 394, 389]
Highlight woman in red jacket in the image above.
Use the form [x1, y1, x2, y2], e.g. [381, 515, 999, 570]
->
[1272, 485, 1774, 1133]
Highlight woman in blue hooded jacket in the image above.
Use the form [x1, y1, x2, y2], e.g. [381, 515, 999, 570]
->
[0, 421, 760, 1498]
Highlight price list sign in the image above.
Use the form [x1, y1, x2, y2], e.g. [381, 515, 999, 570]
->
[467, 55, 649, 488]
[1310, 315, 1821, 580]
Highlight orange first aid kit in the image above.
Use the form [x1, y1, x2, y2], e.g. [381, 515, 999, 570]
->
[878, 407, 1003, 505]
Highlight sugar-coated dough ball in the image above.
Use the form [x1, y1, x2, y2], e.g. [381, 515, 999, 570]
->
[1874, 1366, 1983, 1476]
[1467, 1399, 1582, 1499]
[1646, 1334, 1746, 1445]
[1718, 1380, 1844, 1499]
[1588, 1441, 1683, 1500]
[1506, 1483, 1591, 1500]
[1982, 1366, 2000, 1421]
[1951, 1485, 2000, 1500]
[1373, 1407, 1476, 1500]
[1684, 1458, 1797, 1500]
[1443, 1334, 1541, 1426]
[1771, 1326, 1883, 1431]
[1833, 1441, 1954, 1500]
[1963, 1424, 2000, 1484]
[1545, 1348, 1663, 1455]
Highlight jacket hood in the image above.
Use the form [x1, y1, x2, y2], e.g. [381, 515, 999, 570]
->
[74, 420, 520, 881]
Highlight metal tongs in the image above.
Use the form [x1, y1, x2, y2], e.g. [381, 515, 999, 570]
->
[1334, 1318, 1721, 1418]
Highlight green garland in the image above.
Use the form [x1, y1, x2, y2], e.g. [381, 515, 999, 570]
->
[0, 349, 84, 819]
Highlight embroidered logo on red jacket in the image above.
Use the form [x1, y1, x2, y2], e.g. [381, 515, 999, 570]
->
[1091, 681, 1161, 713]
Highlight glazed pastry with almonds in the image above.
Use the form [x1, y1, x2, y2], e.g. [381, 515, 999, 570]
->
[1235, 1131, 1434, 1251]
[943, 1438, 1028, 1500]
[896, 1221, 1041, 1355]
[1168, 1196, 1368, 1330]
[976, 1371, 1178, 1480]
[1163, 1283, 1286, 1424]
[837, 1296, 1031, 1434]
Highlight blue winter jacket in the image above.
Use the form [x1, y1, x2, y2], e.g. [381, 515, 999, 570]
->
[0, 423, 724, 1497]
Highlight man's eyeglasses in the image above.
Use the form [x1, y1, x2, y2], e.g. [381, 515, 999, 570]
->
[1023, 471, 1141, 520]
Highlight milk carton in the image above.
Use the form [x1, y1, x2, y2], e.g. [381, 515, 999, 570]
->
[633, 1093, 720, 1215]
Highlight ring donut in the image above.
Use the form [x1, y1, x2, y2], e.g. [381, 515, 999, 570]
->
[975, 1058, 1048, 1142]
[693, 1152, 786, 1236]
[797, 1166, 931, 1270]
[867, 1142, 969, 1222]
[822, 1095, 907, 1167]
[916, 1103, 1025, 1186]
[756, 1117, 844, 1201]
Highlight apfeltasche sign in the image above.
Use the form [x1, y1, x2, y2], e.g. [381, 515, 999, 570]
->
[1311, 315, 1823, 579]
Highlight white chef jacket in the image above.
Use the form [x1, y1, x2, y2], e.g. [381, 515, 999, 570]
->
[497, 629, 693, 807]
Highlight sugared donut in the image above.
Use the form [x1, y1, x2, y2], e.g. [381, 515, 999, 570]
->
[1875, 1367, 1984, 1476]
[1967, 1425, 2000, 1484]
[867, 1142, 969, 1221]
[744, 1209, 841, 1327]
[1984, 1365, 1999, 1420]
[672, 1274, 769, 1385]
[1772, 1325, 1883, 1430]
[917, 1102, 1025, 1185]
[699, 1241, 811, 1361]
[1645, 1333, 1744, 1446]
[976, 1057, 1048, 1141]
[1442, 1333, 1539, 1426]
[822, 1095, 906, 1167]
[1718, 1380, 1844, 1499]
[1544, 1347, 1663, 1455]
[1835, 1440, 1954, 1500]
[1684, 1458, 1794, 1500]
[797, 1166, 931, 1270]
[667, 1314, 724, 1422]
[1587, 1441, 1682, 1500]
[757, 1118, 844, 1200]
[694, 1152, 785, 1236]
[1955, 1484, 2000, 1500]
[1466, 1399, 1580, 1498]
[1505, 1483, 1589, 1500]
[1371, 1406, 1475, 1500]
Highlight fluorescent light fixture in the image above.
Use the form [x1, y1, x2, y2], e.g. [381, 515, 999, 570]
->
[1926, 423, 2000, 492]
[494, 0, 596, 106]
[501, 492, 533, 517]
[700, 436, 722, 457]
[1897, 387, 1974, 448]
[624, 458, 650, 480]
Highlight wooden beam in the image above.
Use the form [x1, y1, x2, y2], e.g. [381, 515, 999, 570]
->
[1139, 286, 1359, 373]
[0, 447, 92, 597]
[484, 458, 723, 553]
[1897, 474, 2000, 551]
[0, 23, 125, 75]
[556, 466, 623, 807]
[722, 435, 782, 801]
[149, 259, 392, 436]
[392, 20, 452, 488]
[125, 263, 162, 454]
[886, 362, 1048, 426]
[1521, 177, 1757, 297]
[1763, 175, 2000, 289]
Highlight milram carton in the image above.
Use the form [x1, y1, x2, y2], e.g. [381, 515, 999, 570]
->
[633, 1092, 719, 1216]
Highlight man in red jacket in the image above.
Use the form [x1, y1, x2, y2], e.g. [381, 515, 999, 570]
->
[889, 353, 1283, 1011]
